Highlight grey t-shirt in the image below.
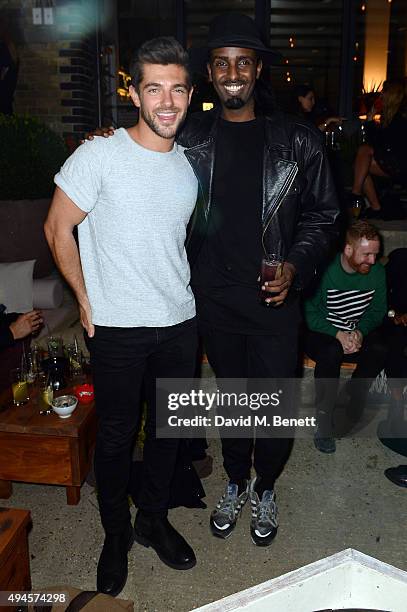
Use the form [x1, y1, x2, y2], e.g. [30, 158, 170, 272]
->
[54, 128, 198, 327]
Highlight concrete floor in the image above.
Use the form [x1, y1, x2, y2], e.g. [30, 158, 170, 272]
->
[4, 367, 407, 611]
[4, 322, 407, 610]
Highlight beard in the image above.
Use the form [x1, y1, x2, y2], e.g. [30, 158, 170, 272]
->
[224, 97, 245, 110]
[356, 264, 372, 274]
[348, 257, 372, 274]
[140, 106, 186, 140]
[215, 79, 252, 111]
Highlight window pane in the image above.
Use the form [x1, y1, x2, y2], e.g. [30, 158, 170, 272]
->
[269, 0, 343, 114]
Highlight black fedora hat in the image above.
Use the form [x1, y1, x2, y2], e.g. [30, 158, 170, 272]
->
[189, 13, 282, 73]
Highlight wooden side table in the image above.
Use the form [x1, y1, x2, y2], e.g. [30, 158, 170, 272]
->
[0, 388, 97, 505]
[0, 507, 31, 597]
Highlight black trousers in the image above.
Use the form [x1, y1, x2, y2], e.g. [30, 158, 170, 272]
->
[202, 326, 297, 485]
[382, 322, 407, 380]
[304, 329, 388, 432]
[88, 318, 198, 535]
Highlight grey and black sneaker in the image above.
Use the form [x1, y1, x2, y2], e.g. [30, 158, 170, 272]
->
[210, 482, 248, 539]
[249, 478, 278, 547]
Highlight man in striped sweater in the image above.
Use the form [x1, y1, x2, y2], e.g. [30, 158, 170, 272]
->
[304, 221, 387, 453]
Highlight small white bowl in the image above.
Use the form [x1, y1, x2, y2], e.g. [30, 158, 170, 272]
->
[52, 394, 78, 418]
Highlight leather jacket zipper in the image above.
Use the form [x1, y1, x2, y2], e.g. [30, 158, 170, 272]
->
[261, 163, 298, 255]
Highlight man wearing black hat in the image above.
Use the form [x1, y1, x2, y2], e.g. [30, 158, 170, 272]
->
[178, 13, 338, 546]
[86, 13, 338, 548]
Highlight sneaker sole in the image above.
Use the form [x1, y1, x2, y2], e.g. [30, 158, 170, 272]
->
[134, 532, 196, 570]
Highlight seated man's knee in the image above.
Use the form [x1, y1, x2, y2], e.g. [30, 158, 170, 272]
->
[365, 338, 387, 362]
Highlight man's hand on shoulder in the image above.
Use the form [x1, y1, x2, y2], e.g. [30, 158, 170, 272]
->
[81, 126, 115, 143]
[263, 262, 295, 306]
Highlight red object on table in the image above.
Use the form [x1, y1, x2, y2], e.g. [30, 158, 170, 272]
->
[73, 383, 94, 404]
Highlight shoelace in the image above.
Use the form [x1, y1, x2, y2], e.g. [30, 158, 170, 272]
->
[256, 492, 278, 527]
[216, 485, 240, 516]
[217, 495, 236, 516]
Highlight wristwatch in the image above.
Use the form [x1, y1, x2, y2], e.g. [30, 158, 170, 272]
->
[387, 309, 396, 318]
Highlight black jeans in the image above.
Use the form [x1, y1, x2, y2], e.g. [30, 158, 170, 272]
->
[202, 326, 297, 485]
[382, 322, 407, 379]
[304, 329, 388, 433]
[88, 318, 198, 535]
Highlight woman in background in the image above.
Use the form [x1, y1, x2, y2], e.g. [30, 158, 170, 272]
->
[350, 79, 407, 219]
[293, 84, 343, 133]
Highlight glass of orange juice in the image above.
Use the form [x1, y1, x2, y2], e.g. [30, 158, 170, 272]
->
[10, 368, 30, 406]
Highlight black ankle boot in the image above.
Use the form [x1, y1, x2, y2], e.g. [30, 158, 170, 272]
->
[96, 523, 135, 596]
[134, 511, 196, 570]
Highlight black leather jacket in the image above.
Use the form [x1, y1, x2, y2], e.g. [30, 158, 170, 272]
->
[178, 108, 339, 290]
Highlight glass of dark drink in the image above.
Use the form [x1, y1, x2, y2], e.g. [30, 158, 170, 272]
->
[259, 253, 283, 306]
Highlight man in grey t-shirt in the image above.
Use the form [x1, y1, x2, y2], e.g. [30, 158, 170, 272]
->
[45, 38, 198, 596]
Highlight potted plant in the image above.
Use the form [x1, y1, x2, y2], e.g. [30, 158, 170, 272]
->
[0, 114, 68, 277]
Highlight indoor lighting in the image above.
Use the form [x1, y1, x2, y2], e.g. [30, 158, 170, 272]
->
[117, 69, 131, 98]
[363, 0, 391, 90]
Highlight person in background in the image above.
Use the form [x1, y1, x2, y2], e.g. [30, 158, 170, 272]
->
[350, 79, 407, 219]
[377, 248, 407, 487]
[0, 306, 43, 393]
[293, 84, 343, 133]
[0, 307, 43, 351]
[304, 221, 387, 453]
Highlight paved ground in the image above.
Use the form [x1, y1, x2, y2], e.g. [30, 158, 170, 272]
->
[4, 384, 407, 611]
[5, 324, 407, 610]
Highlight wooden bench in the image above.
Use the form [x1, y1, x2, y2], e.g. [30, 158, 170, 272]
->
[303, 355, 357, 371]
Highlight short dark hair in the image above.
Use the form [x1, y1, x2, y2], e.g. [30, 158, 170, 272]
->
[130, 36, 191, 91]
[294, 84, 314, 99]
[346, 220, 380, 245]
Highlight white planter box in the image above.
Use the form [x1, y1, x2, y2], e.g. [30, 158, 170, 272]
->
[193, 549, 407, 612]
